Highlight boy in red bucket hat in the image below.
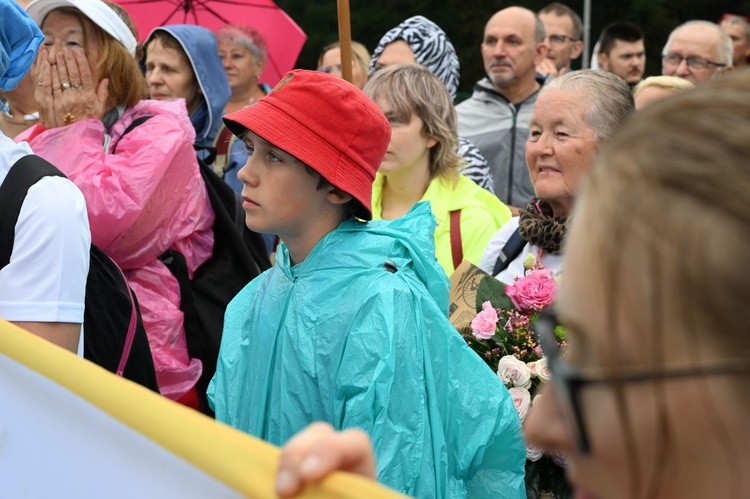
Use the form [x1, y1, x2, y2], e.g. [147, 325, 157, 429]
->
[208, 70, 526, 499]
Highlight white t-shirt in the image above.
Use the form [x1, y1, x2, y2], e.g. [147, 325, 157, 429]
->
[0, 133, 90, 326]
[479, 217, 564, 285]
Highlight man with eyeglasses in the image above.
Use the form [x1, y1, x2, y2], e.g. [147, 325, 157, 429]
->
[537, 3, 583, 78]
[456, 6, 548, 214]
[597, 21, 646, 87]
[662, 20, 733, 84]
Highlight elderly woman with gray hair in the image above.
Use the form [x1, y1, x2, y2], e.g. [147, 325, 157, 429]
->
[479, 70, 634, 284]
[212, 24, 270, 194]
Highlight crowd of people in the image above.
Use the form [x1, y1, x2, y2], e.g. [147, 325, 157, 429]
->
[1, 0, 749, 497]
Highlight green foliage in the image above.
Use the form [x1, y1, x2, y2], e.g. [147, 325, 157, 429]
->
[475, 274, 513, 311]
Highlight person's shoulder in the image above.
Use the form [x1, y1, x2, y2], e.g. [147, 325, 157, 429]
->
[457, 79, 496, 108]
[478, 217, 520, 273]
[121, 100, 197, 143]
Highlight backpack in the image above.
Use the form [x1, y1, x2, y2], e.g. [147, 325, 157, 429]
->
[120, 116, 272, 415]
[0, 154, 159, 392]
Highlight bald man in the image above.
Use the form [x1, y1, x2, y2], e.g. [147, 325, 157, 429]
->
[457, 6, 548, 213]
[662, 21, 733, 84]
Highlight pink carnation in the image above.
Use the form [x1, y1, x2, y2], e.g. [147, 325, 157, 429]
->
[505, 268, 557, 314]
[471, 301, 499, 340]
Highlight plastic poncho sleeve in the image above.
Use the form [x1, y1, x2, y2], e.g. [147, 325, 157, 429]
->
[16, 116, 213, 271]
[333, 272, 526, 499]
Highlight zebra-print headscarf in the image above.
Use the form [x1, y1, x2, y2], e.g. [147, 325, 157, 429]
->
[369, 16, 460, 99]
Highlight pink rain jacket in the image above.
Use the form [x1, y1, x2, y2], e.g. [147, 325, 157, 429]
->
[17, 100, 214, 399]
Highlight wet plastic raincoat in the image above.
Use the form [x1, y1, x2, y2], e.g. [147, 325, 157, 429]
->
[208, 203, 526, 498]
[16, 99, 214, 399]
[372, 174, 512, 276]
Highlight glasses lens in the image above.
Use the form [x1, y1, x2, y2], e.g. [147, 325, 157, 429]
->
[548, 34, 566, 45]
[686, 57, 708, 70]
[535, 313, 591, 454]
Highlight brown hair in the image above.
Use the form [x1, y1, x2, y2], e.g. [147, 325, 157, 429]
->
[47, 7, 146, 109]
[539, 2, 583, 40]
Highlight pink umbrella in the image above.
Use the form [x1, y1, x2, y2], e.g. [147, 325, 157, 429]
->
[115, 0, 306, 86]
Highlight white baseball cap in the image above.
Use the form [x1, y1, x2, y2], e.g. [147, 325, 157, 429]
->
[26, 0, 137, 56]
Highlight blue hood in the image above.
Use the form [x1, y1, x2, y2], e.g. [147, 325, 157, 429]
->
[145, 25, 230, 147]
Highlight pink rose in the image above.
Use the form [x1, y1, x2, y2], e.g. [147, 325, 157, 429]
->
[509, 386, 531, 421]
[497, 355, 532, 388]
[527, 360, 538, 377]
[471, 301, 499, 340]
[505, 268, 557, 314]
[536, 356, 552, 382]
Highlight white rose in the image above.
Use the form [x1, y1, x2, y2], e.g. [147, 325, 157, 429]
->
[497, 355, 532, 388]
[526, 443, 544, 462]
[527, 361, 538, 378]
[508, 386, 531, 422]
[536, 357, 552, 383]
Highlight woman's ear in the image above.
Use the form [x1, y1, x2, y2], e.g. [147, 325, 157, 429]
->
[426, 136, 438, 149]
[326, 187, 353, 206]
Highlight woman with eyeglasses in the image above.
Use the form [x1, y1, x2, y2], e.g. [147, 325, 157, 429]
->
[316, 41, 370, 90]
[211, 24, 270, 196]
[273, 70, 750, 499]
[523, 68, 750, 499]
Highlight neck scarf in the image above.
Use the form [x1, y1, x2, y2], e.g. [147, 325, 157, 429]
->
[518, 198, 569, 255]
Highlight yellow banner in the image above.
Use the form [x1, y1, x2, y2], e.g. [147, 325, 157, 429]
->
[0, 319, 403, 498]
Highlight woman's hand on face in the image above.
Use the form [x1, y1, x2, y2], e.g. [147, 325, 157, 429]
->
[35, 46, 109, 128]
[275, 422, 377, 498]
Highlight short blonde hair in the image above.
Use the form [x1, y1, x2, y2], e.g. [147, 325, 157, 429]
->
[317, 41, 371, 79]
[363, 63, 461, 180]
[633, 75, 694, 97]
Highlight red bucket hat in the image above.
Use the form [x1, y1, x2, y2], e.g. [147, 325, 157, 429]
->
[223, 69, 391, 220]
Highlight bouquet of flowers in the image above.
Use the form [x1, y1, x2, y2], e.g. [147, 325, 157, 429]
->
[465, 256, 570, 498]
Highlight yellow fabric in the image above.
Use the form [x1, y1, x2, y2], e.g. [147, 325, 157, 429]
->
[0, 319, 405, 499]
[372, 174, 511, 275]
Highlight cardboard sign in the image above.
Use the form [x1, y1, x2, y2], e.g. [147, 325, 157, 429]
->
[448, 260, 491, 335]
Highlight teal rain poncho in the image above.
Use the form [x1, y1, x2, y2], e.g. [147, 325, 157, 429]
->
[208, 203, 525, 498]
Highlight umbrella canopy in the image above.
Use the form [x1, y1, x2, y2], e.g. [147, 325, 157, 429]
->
[116, 0, 306, 86]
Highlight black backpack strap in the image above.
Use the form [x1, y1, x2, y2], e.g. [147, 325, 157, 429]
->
[491, 227, 525, 277]
[112, 115, 153, 153]
[0, 155, 65, 269]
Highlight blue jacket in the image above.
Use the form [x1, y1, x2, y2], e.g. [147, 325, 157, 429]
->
[148, 25, 230, 149]
[208, 203, 526, 499]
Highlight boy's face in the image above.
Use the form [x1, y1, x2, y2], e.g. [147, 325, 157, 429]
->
[237, 130, 337, 240]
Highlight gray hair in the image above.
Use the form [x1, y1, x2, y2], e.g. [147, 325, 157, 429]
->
[215, 24, 268, 64]
[662, 21, 734, 66]
[721, 15, 750, 42]
[534, 15, 546, 44]
[543, 69, 635, 142]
